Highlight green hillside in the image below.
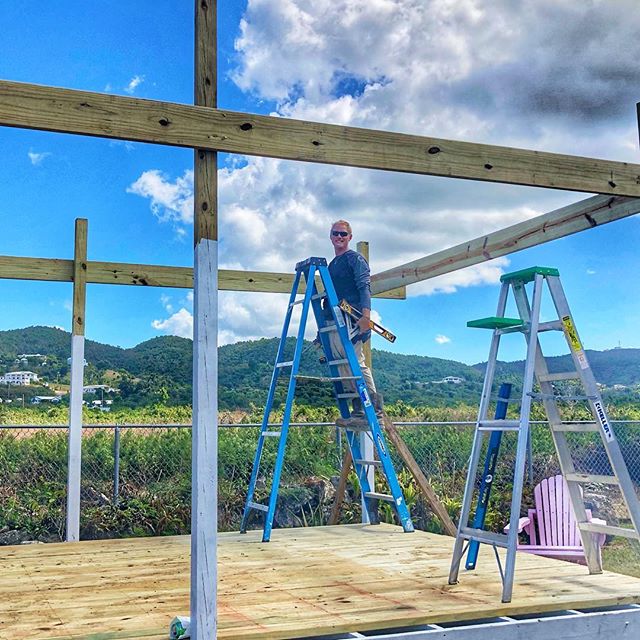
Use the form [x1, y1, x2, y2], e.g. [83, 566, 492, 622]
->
[1, 326, 639, 409]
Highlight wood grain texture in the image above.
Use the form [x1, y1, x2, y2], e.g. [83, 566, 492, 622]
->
[371, 195, 640, 294]
[72, 219, 88, 336]
[3, 524, 640, 639]
[2, 80, 640, 195]
[192, 3, 219, 638]
[0, 256, 406, 297]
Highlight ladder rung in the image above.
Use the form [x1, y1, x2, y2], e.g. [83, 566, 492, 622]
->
[565, 473, 619, 485]
[460, 527, 509, 548]
[311, 293, 326, 300]
[337, 393, 359, 399]
[336, 420, 369, 431]
[295, 375, 359, 382]
[552, 422, 600, 433]
[530, 393, 595, 401]
[579, 522, 640, 539]
[478, 419, 520, 431]
[537, 320, 563, 332]
[328, 358, 349, 366]
[289, 299, 305, 308]
[319, 325, 337, 333]
[261, 431, 281, 437]
[354, 459, 382, 468]
[538, 371, 581, 382]
[276, 361, 293, 368]
[248, 501, 269, 513]
[364, 492, 395, 503]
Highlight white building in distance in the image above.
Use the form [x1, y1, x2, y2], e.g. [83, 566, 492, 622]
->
[0, 371, 39, 386]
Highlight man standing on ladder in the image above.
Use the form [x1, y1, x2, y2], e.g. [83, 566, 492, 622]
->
[325, 220, 382, 422]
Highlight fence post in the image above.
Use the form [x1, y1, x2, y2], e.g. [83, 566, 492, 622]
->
[113, 425, 120, 505]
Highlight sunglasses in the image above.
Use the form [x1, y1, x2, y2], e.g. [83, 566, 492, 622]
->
[332, 230, 349, 237]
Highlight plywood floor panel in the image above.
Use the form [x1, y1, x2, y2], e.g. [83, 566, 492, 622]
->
[2, 524, 640, 640]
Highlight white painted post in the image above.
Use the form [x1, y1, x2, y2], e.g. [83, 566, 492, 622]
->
[66, 218, 88, 542]
[357, 241, 375, 524]
[191, 1, 218, 637]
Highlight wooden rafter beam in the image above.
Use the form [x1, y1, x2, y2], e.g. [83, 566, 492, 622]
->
[371, 195, 640, 294]
[2, 80, 640, 196]
[0, 255, 406, 298]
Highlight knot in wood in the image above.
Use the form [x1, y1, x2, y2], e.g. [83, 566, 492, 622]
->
[158, 117, 171, 127]
[240, 122, 253, 131]
[427, 146, 441, 155]
[484, 163, 493, 170]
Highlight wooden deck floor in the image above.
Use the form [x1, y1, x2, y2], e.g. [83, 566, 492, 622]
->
[4, 523, 640, 640]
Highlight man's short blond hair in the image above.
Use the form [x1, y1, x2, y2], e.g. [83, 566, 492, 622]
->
[331, 219, 352, 234]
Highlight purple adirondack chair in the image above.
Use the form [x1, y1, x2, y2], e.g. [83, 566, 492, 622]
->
[504, 474, 606, 564]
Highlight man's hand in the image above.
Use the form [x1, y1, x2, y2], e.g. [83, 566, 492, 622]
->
[357, 315, 371, 334]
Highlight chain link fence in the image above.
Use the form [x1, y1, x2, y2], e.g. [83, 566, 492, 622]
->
[1, 421, 640, 546]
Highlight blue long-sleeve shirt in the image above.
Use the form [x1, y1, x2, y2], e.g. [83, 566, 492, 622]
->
[328, 249, 371, 312]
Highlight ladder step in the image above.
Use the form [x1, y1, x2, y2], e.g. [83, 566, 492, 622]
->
[261, 431, 281, 437]
[311, 292, 327, 301]
[552, 422, 600, 433]
[459, 527, 509, 548]
[355, 459, 382, 468]
[500, 266, 559, 284]
[537, 320, 563, 332]
[530, 393, 595, 401]
[538, 371, 581, 382]
[328, 358, 349, 366]
[565, 472, 619, 485]
[579, 522, 640, 540]
[337, 393, 359, 399]
[248, 501, 269, 513]
[295, 375, 360, 382]
[478, 419, 520, 431]
[364, 492, 395, 503]
[276, 361, 293, 368]
[467, 317, 523, 330]
[319, 325, 338, 333]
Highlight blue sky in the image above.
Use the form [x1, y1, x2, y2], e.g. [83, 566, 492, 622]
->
[1, 1, 640, 365]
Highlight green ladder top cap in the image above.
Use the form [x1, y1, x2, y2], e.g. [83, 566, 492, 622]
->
[467, 317, 524, 329]
[500, 266, 559, 284]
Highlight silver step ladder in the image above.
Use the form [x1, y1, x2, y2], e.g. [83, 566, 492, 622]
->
[448, 266, 640, 602]
[240, 256, 414, 541]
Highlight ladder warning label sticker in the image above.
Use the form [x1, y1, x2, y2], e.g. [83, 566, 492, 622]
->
[562, 315, 582, 352]
[333, 306, 345, 327]
[593, 400, 615, 442]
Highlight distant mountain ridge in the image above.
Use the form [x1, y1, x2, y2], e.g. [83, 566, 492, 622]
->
[0, 326, 639, 408]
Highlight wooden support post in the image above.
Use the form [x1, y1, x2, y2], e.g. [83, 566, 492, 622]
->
[191, 1, 218, 638]
[328, 449, 352, 526]
[357, 241, 375, 524]
[66, 218, 87, 542]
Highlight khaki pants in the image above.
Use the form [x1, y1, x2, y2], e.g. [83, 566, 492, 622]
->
[328, 323, 376, 394]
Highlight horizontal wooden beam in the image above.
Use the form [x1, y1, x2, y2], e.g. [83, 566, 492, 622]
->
[1, 80, 640, 196]
[0, 255, 406, 299]
[371, 195, 640, 294]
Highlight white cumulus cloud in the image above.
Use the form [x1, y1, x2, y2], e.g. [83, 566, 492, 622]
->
[152, 308, 194, 339]
[435, 334, 451, 344]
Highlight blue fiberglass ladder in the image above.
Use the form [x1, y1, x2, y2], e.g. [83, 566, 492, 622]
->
[240, 256, 414, 542]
